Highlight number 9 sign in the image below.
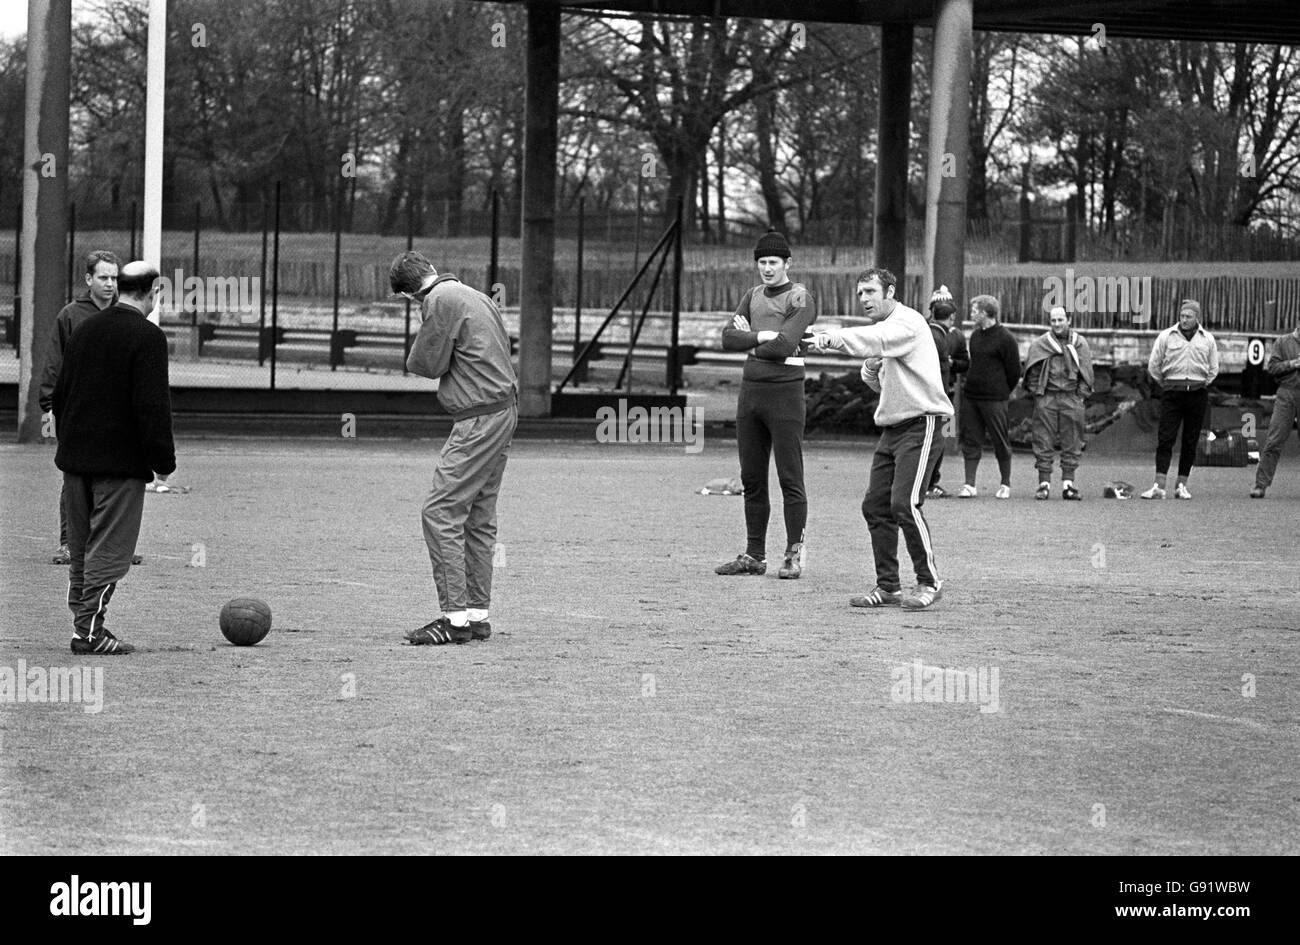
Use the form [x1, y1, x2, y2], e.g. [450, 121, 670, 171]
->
[1247, 338, 1266, 367]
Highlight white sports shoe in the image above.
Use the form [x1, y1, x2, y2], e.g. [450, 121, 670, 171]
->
[958, 484, 978, 498]
[1174, 483, 1192, 500]
[1140, 483, 1166, 500]
[995, 485, 1011, 499]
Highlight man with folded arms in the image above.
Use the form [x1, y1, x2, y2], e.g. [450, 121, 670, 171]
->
[1142, 300, 1219, 500]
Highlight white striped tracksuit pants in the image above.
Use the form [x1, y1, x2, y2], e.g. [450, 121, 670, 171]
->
[63, 474, 146, 640]
[861, 414, 945, 591]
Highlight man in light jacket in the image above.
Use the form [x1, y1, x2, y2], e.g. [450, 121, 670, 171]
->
[1142, 300, 1219, 500]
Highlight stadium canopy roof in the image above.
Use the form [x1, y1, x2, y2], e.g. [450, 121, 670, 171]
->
[500, 0, 1300, 45]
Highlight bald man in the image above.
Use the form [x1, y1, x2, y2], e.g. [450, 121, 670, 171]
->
[52, 261, 176, 654]
[1022, 306, 1093, 500]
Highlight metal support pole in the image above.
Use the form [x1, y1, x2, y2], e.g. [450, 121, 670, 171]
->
[488, 188, 500, 292]
[141, 0, 165, 267]
[574, 195, 585, 375]
[258, 195, 268, 365]
[874, 23, 913, 284]
[66, 201, 75, 304]
[331, 181, 342, 370]
[924, 0, 972, 306]
[518, 1, 560, 416]
[18, 0, 70, 441]
[633, 173, 644, 272]
[403, 198, 414, 372]
[270, 180, 280, 390]
[12, 212, 21, 356]
[668, 195, 683, 394]
[191, 200, 200, 327]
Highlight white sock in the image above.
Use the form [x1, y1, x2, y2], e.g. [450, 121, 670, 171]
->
[1063, 479, 1074, 489]
[1039, 481, 1050, 489]
[447, 610, 468, 628]
[467, 609, 489, 623]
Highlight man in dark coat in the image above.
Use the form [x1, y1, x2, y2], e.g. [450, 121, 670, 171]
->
[53, 262, 175, 654]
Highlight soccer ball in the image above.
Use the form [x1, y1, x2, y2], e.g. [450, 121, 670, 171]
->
[219, 598, 272, 646]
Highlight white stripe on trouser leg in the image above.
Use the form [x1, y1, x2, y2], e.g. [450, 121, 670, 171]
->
[91, 585, 111, 637]
[909, 416, 940, 585]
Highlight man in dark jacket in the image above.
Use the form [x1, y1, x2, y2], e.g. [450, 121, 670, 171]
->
[40, 250, 120, 565]
[958, 294, 1020, 498]
[391, 251, 518, 646]
[925, 285, 969, 498]
[53, 262, 175, 655]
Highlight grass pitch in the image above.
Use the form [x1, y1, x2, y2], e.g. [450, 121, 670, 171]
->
[1, 437, 1297, 854]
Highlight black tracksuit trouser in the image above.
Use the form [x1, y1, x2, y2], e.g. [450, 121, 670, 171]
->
[1155, 387, 1208, 478]
[63, 473, 146, 639]
[863, 415, 945, 591]
[736, 379, 807, 559]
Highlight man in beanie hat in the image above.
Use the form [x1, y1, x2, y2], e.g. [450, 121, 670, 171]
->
[1022, 306, 1093, 499]
[717, 228, 818, 579]
[1142, 299, 1219, 499]
[924, 284, 968, 498]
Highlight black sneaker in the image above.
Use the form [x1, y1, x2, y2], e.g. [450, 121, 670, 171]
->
[470, 620, 492, 641]
[51, 545, 70, 565]
[778, 543, 803, 580]
[850, 586, 903, 608]
[715, 554, 766, 576]
[1062, 484, 1082, 501]
[71, 632, 135, 655]
[405, 618, 472, 645]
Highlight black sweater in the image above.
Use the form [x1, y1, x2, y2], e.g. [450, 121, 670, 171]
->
[964, 323, 1021, 401]
[52, 303, 176, 480]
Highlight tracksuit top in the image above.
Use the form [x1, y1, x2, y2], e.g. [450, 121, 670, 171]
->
[819, 303, 954, 427]
[406, 274, 519, 420]
[1148, 323, 1219, 387]
[720, 281, 818, 383]
[39, 294, 109, 412]
[1267, 332, 1300, 391]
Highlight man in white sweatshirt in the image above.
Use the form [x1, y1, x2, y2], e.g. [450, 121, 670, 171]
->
[810, 268, 954, 610]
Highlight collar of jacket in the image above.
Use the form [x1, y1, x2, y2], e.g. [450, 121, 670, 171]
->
[414, 273, 460, 302]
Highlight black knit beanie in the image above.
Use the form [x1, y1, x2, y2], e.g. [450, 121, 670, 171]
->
[753, 228, 791, 261]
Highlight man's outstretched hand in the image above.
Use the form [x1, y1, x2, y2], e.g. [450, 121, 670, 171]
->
[803, 330, 832, 351]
